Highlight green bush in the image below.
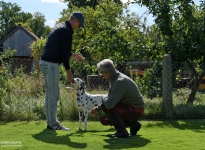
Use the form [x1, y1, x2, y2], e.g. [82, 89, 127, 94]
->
[30, 38, 46, 71]
[1, 54, 205, 121]
[0, 49, 16, 120]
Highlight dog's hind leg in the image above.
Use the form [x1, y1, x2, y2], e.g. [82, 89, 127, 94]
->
[83, 110, 88, 130]
[78, 111, 83, 130]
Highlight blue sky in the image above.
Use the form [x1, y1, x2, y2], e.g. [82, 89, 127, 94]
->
[2, 0, 155, 27]
[2, 0, 200, 27]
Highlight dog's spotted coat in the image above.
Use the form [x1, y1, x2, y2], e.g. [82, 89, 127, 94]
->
[73, 78, 106, 130]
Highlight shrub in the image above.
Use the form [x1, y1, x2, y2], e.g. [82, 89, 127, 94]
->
[0, 49, 16, 120]
[30, 38, 46, 71]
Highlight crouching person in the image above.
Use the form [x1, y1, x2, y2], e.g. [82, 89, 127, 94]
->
[91, 59, 145, 138]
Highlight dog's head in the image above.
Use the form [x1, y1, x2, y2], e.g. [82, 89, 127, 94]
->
[73, 78, 86, 90]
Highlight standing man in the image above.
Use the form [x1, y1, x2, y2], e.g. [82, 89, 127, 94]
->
[39, 12, 85, 130]
[91, 59, 145, 138]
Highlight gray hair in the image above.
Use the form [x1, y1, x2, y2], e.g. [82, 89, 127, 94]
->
[97, 59, 116, 74]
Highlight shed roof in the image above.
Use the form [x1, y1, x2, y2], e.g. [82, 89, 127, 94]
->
[0, 24, 39, 45]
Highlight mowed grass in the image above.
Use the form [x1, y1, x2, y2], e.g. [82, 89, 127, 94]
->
[0, 120, 205, 150]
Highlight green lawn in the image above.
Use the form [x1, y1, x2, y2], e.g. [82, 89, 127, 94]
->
[0, 120, 205, 150]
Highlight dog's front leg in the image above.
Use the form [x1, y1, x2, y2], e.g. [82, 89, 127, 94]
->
[83, 110, 88, 130]
[78, 111, 83, 130]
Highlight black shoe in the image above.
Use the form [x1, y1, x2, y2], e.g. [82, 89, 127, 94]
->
[107, 131, 129, 138]
[47, 125, 52, 129]
[130, 122, 142, 135]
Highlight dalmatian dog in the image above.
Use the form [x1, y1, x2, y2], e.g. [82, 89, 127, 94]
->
[72, 78, 107, 130]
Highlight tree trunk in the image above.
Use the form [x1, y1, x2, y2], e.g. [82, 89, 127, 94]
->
[187, 71, 205, 105]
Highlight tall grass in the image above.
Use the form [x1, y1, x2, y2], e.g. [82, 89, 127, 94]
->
[1, 73, 205, 122]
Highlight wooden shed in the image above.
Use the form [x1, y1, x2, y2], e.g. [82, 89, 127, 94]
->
[0, 24, 39, 72]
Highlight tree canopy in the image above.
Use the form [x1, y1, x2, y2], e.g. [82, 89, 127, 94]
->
[61, 0, 122, 9]
[134, 0, 205, 103]
[58, 0, 150, 62]
[0, 1, 22, 37]
[0, 1, 51, 39]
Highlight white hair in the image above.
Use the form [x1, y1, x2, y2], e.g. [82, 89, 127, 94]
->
[97, 59, 116, 74]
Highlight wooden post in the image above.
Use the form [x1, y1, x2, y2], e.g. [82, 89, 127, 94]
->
[162, 54, 173, 118]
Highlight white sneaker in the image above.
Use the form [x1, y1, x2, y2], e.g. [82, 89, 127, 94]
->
[47, 123, 70, 130]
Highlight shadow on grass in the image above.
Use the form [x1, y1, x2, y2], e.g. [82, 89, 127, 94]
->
[75, 128, 151, 149]
[145, 119, 205, 132]
[103, 135, 151, 149]
[32, 129, 87, 148]
[75, 127, 116, 134]
[0, 122, 7, 125]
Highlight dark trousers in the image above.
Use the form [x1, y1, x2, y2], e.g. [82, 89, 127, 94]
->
[101, 102, 144, 122]
[100, 102, 143, 136]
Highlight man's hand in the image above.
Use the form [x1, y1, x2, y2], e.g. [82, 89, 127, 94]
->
[71, 53, 84, 62]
